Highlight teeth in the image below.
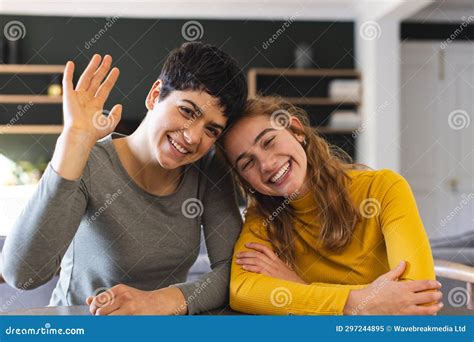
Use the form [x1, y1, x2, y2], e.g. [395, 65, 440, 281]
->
[169, 136, 189, 154]
[270, 162, 290, 183]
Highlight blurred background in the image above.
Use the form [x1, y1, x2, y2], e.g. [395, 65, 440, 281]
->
[0, 0, 472, 313]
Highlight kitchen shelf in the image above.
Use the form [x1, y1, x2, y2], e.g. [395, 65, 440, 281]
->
[0, 95, 62, 104]
[283, 97, 359, 106]
[316, 127, 357, 135]
[0, 64, 65, 74]
[0, 125, 63, 134]
[0, 64, 65, 134]
[248, 68, 360, 78]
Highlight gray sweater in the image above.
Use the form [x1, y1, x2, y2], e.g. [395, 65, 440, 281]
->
[1, 133, 242, 314]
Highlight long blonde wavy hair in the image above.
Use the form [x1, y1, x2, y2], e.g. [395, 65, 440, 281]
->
[223, 96, 362, 266]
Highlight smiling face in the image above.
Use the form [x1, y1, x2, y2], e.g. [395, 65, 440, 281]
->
[223, 114, 309, 197]
[145, 80, 227, 170]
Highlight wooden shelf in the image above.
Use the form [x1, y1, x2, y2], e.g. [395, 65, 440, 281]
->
[0, 64, 65, 74]
[249, 68, 360, 78]
[0, 95, 62, 104]
[0, 125, 63, 134]
[248, 68, 361, 100]
[315, 127, 357, 135]
[284, 97, 360, 106]
[0, 65, 65, 134]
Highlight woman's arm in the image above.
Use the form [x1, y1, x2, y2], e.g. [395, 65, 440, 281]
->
[1, 55, 121, 289]
[377, 170, 436, 280]
[173, 152, 243, 314]
[231, 208, 442, 315]
[230, 217, 358, 315]
[89, 152, 244, 316]
[52, 55, 121, 180]
[1, 163, 90, 288]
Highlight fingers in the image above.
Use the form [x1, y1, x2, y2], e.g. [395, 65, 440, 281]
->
[107, 104, 123, 132]
[237, 257, 272, 273]
[85, 296, 93, 306]
[75, 54, 102, 91]
[408, 279, 442, 293]
[240, 264, 264, 274]
[237, 251, 274, 269]
[380, 261, 406, 281]
[62, 61, 74, 94]
[408, 302, 444, 315]
[413, 290, 443, 305]
[95, 297, 121, 316]
[244, 243, 277, 261]
[88, 289, 116, 315]
[88, 55, 113, 94]
[95, 67, 120, 103]
[105, 292, 133, 315]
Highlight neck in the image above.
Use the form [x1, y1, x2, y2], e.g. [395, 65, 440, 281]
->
[293, 175, 311, 199]
[115, 117, 183, 193]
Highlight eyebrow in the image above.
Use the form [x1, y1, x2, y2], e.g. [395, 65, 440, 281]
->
[181, 99, 225, 131]
[234, 128, 276, 167]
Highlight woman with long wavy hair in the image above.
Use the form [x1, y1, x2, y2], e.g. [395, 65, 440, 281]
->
[222, 96, 443, 315]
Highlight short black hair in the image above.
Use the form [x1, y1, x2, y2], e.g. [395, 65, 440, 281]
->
[158, 42, 247, 126]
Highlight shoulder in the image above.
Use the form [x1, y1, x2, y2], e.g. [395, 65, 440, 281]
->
[348, 168, 410, 203]
[242, 206, 268, 232]
[199, 148, 236, 191]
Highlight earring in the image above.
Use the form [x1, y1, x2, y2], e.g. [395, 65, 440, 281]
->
[302, 138, 307, 146]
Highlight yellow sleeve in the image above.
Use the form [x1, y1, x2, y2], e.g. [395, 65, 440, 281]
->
[377, 170, 435, 281]
[229, 209, 363, 315]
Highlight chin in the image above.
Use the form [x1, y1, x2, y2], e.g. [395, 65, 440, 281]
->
[155, 151, 177, 170]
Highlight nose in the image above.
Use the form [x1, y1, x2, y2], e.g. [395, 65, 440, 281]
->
[259, 152, 278, 175]
[183, 124, 203, 146]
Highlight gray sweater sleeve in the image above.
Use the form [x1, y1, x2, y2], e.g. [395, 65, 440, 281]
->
[173, 152, 243, 315]
[1, 163, 89, 289]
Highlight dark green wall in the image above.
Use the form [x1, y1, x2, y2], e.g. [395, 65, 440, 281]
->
[0, 15, 354, 162]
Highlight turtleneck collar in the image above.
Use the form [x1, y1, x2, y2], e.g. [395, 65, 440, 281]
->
[290, 189, 317, 213]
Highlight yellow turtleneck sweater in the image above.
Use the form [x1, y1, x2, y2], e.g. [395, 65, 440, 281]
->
[229, 169, 435, 315]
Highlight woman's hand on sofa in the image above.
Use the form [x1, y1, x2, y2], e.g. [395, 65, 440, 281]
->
[343, 261, 443, 315]
[86, 284, 187, 315]
[236, 242, 307, 284]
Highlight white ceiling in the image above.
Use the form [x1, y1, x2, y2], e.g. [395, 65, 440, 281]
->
[0, 0, 428, 21]
[409, 0, 474, 22]
[0, 0, 469, 22]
